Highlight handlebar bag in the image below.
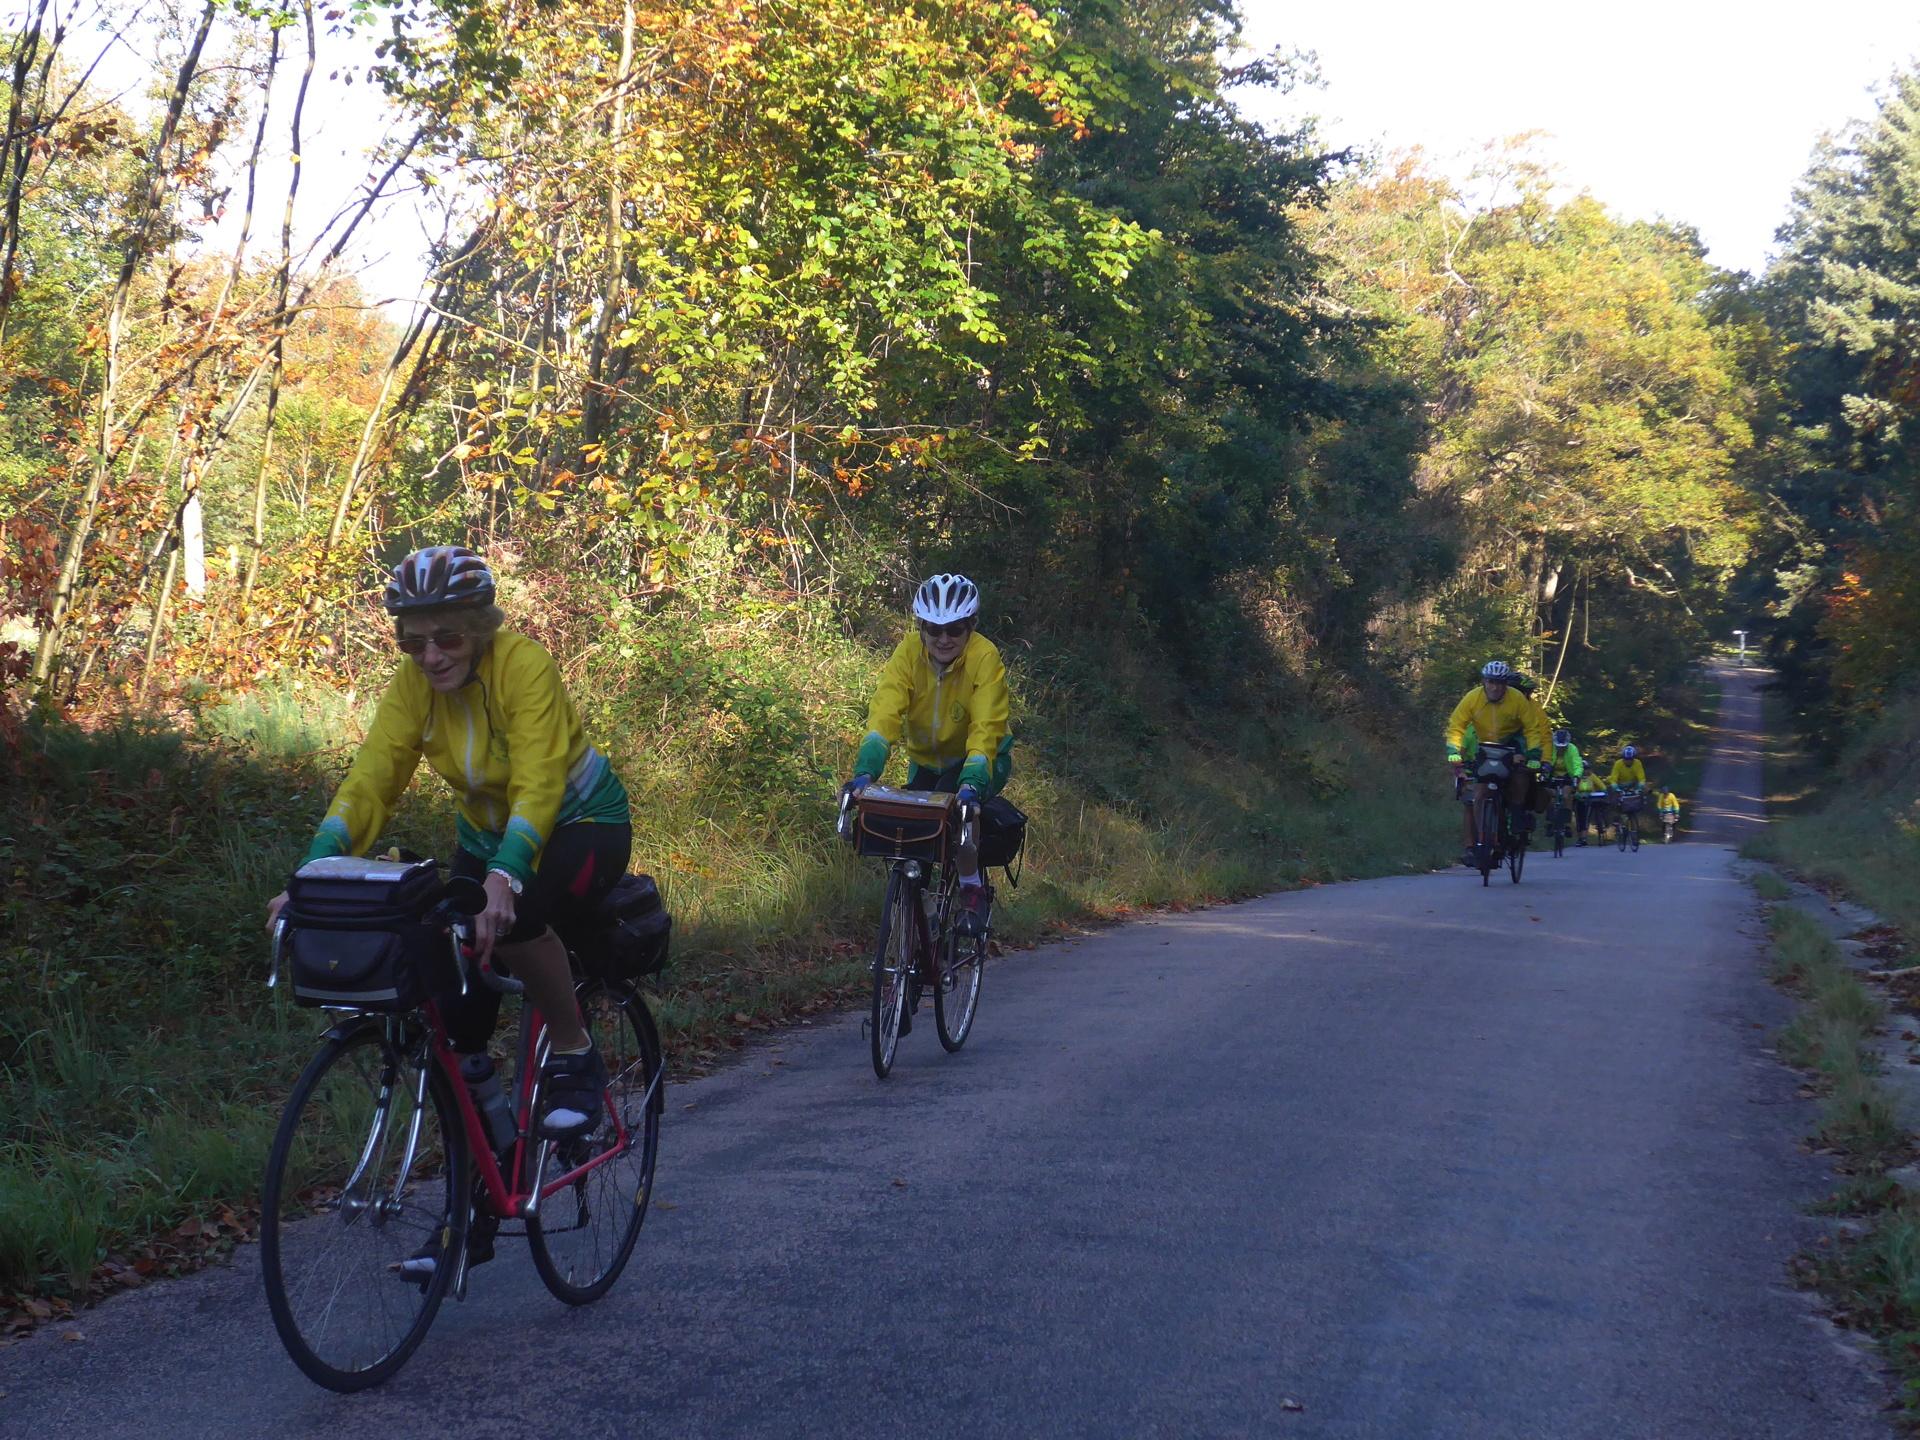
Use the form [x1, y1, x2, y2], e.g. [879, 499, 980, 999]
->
[854, 787, 953, 866]
[282, 856, 451, 1011]
[570, 872, 673, 983]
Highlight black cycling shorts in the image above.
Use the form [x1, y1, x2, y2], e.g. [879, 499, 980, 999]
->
[451, 821, 632, 945]
[443, 822, 631, 1052]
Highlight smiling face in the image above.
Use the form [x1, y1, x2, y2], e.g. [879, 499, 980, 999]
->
[1481, 678, 1508, 704]
[396, 617, 476, 691]
[921, 619, 973, 667]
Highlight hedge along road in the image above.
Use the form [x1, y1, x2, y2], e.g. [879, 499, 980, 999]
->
[0, 663, 1890, 1439]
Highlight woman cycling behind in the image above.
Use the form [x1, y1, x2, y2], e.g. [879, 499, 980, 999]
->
[846, 572, 1012, 940]
[266, 546, 631, 1146]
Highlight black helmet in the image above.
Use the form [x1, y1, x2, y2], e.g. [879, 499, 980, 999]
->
[383, 546, 496, 614]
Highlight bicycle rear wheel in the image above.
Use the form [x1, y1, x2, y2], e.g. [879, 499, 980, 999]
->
[870, 869, 913, 1077]
[528, 982, 663, 1304]
[935, 918, 984, 1053]
[261, 1019, 467, 1392]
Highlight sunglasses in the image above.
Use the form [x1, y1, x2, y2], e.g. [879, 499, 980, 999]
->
[919, 620, 973, 640]
[396, 629, 472, 656]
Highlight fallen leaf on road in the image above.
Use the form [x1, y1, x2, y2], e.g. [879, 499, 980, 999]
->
[60, 1330, 84, 1343]
[1281, 1397, 1304, 1412]
[891, 1177, 908, 1188]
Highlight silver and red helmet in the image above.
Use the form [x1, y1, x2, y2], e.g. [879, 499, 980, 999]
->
[383, 546, 496, 614]
[912, 572, 980, 626]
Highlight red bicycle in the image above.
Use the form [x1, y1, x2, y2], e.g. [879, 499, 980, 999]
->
[260, 875, 663, 1391]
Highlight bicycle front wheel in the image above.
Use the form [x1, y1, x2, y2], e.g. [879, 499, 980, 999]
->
[1508, 827, 1527, 883]
[870, 869, 914, 1077]
[261, 1020, 468, 1392]
[528, 982, 663, 1304]
[1476, 794, 1500, 885]
[935, 921, 983, 1053]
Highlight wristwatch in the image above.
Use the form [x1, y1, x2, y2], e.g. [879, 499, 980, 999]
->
[488, 868, 523, 897]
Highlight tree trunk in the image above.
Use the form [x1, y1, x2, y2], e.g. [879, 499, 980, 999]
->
[30, 0, 216, 694]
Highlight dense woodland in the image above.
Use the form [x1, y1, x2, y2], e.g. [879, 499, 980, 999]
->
[0, 0, 1827, 734]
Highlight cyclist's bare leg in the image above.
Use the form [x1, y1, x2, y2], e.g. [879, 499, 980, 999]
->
[496, 928, 590, 1051]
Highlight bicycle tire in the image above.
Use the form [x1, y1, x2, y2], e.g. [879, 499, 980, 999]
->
[1616, 819, 1628, 852]
[934, 919, 983, 1053]
[1508, 825, 1527, 883]
[528, 982, 663, 1304]
[1482, 794, 1497, 887]
[870, 869, 913, 1077]
[261, 1020, 468, 1393]
[1630, 819, 1640, 852]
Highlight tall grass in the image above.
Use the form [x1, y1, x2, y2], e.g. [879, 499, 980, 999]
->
[1746, 687, 1920, 941]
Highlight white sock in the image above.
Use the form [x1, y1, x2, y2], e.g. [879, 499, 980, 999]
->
[959, 873, 982, 890]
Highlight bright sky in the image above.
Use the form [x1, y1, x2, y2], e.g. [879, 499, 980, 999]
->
[1237, 0, 1920, 276]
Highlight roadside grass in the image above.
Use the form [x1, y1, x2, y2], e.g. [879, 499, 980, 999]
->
[1754, 873, 1920, 1411]
[1744, 688, 1920, 944]
[1763, 904, 1904, 1163]
[1, 607, 1455, 1310]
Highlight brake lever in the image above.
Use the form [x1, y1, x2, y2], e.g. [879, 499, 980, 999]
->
[267, 916, 289, 990]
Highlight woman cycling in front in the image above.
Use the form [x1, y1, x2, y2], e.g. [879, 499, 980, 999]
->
[266, 547, 632, 1157]
[846, 573, 1012, 941]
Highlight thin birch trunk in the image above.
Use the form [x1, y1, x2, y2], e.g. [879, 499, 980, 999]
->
[31, 0, 217, 692]
[244, 3, 318, 607]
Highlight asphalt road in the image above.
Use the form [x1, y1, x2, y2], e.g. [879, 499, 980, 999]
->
[0, 662, 1890, 1438]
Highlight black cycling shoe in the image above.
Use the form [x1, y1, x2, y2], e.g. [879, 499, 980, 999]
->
[539, 1047, 609, 1139]
[953, 885, 990, 939]
[901, 975, 921, 1036]
[395, 1210, 496, 1288]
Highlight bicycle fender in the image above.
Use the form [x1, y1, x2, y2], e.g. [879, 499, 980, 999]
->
[320, 1015, 381, 1045]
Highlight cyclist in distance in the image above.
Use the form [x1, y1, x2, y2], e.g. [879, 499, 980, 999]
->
[1445, 660, 1552, 867]
[1576, 766, 1606, 846]
[1545, 725, 1584, 841]
[846, 572, 1012, 940]
[265, 546, 632, 1143]
[1608, 743, 1649, 793]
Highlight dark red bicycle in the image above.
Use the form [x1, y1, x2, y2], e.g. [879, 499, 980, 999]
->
[260, 859, 665, 1391]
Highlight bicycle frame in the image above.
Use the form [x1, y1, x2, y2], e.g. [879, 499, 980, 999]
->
[420, 1004, 634, 1224]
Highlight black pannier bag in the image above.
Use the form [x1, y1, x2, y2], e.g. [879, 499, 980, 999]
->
[570, 873, 672, 983]
[978, 794, 1028, 876]
[281, 855, 453, 1010]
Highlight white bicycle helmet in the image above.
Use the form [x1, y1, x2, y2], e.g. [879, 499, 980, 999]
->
[1623, 743, 1638, 760]
[1552, 728, 1572, 747]
[912, 573, 980, 626]
[1480, 659, 1511, 681]
[383, 545, 496, 614]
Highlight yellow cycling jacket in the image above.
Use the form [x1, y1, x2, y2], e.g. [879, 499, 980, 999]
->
[303, 631, 628, 885]
[1444, 685, 1551, 762]
[855, 631, 1010, 793]
[1608, 758, 1648, 789]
